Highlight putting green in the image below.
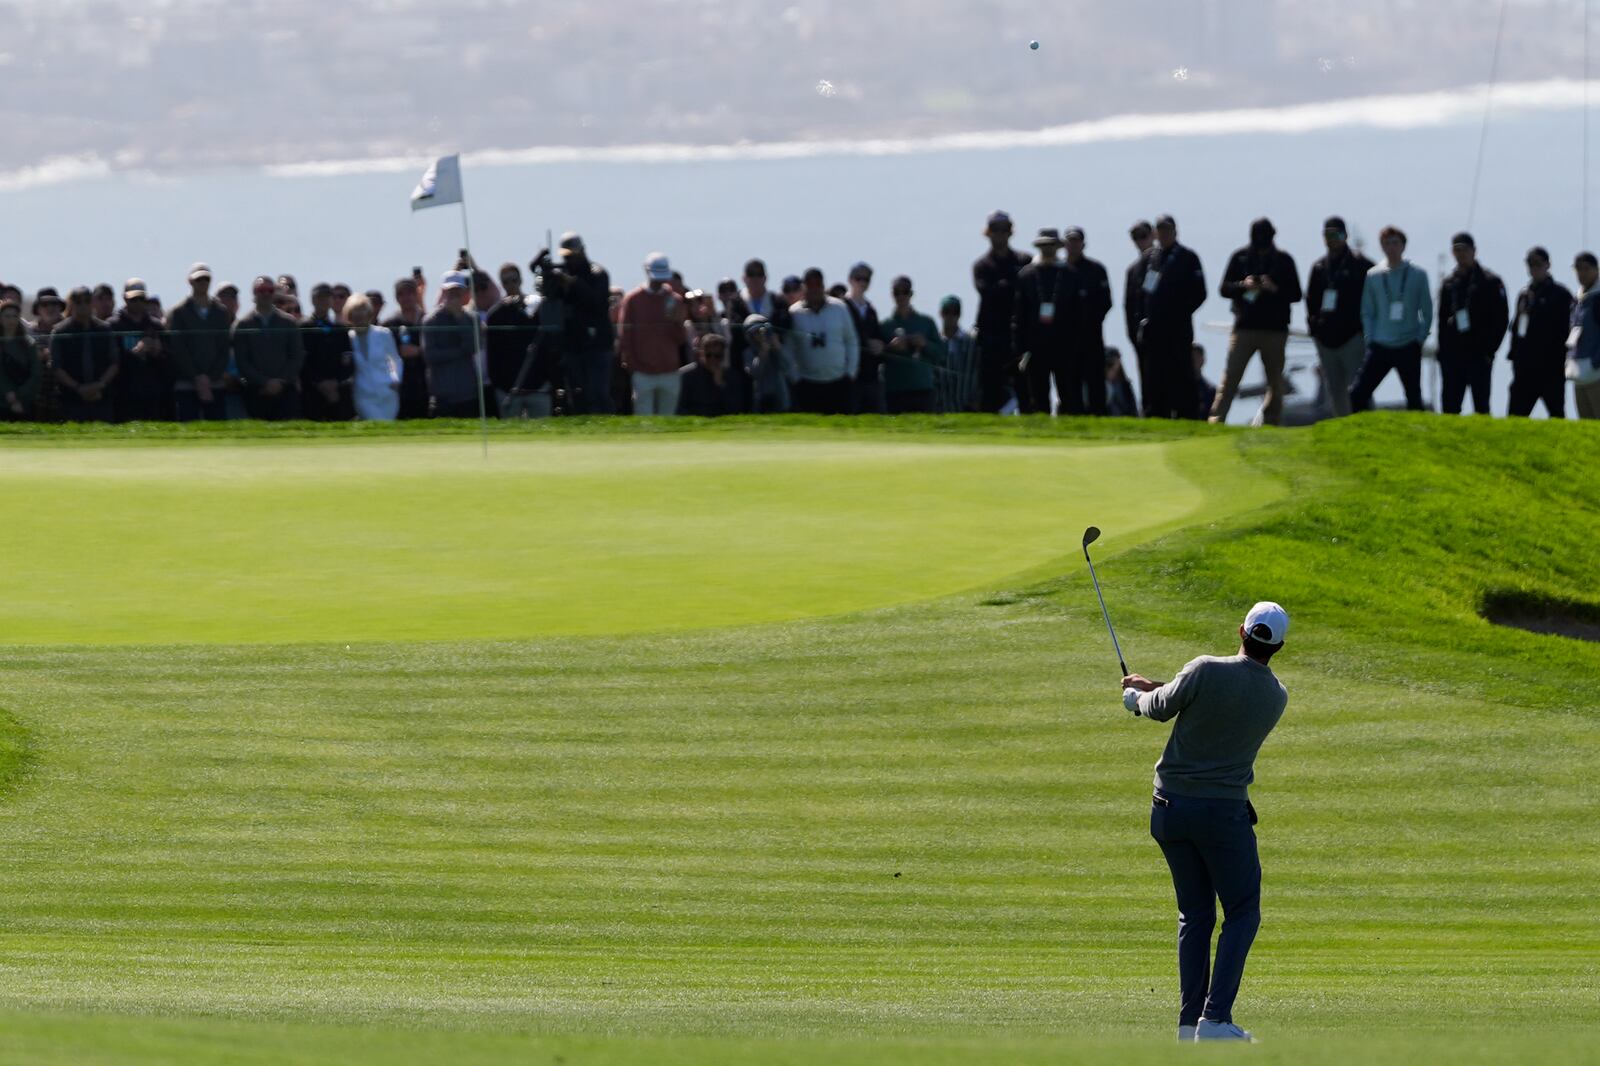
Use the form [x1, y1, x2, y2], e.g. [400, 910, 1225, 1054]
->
[0, 434, 1270, 644]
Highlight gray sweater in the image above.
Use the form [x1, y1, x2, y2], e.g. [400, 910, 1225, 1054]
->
[1131, 654, 1287, 800]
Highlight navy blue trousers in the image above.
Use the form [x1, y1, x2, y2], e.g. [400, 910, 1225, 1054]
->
[1150, 790, 1262, 1027]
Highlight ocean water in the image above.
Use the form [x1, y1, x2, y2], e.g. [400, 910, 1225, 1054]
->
[5, 85, 1595, 419]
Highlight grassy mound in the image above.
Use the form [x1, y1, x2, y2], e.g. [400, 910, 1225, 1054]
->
[0, 415, 1592, 1065]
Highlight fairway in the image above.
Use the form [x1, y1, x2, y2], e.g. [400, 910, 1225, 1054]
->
[0, 417, 1595, 1065]
[0, 434, 1254, 644]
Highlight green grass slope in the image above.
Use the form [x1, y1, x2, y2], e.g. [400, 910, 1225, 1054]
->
[0, 415, 1592, 1065]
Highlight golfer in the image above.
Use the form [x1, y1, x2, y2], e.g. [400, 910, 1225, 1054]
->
[1121, 601, 1290, 1044]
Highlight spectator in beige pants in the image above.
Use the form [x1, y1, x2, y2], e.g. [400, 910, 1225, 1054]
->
[1211, 219, 1301, 425]
[1304, 216, 1374, 417]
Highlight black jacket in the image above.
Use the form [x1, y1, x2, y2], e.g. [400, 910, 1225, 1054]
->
[1438, 262, 1510, 361]
[973, 247, 1031, 350]
[1063, 255, 1113, 348]
[165, 296, 232, 380]
[1128, 242, 1207, 344]
[1509, 277, 1574, 367]
[677, 364, 732, 417]
[541, 257, 613, 352]
[1305, 248, 1374, 347]
[1220, 245, 1302, 332]
[106, 307, 171, 404]
[1012, 260, 1069, 358]
[50, 317, 118, 386]
[845, 298, 883, 378]
[300, 313, 352, 386]
[486, 295, 537, 392]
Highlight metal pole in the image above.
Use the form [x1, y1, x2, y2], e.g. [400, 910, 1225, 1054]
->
[458, 190, 490, 460]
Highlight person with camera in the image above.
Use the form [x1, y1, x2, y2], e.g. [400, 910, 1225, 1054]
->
[531, 232, 614, 414]
[879, 275, 946, 414]
[741, 313, 794, 413]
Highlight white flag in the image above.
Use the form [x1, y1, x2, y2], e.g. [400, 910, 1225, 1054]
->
[411, 154, 463, 212]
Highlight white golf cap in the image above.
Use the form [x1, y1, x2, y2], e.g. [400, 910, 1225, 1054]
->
[440, 270, 470, 291]
[645, 253, 672, 281]
[123, 277, 149, 299]
[1243, 601, 1289, 645]
[187, 262, 213, 281]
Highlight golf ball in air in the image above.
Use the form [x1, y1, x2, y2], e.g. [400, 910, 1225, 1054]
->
[1030, 40, 1040, 50]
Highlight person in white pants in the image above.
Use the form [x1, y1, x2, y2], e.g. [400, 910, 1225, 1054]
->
[618, 252, 688, 416]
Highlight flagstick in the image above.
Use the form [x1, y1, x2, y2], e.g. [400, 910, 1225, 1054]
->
[457, 177, 490, 461]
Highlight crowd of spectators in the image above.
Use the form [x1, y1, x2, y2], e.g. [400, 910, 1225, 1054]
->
[3, 213, 1598, 424]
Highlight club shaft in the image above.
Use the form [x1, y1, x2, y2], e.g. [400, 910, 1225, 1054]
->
[1083, 549, 1128, 675]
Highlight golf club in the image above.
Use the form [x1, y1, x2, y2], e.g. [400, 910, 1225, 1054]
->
[1081, 526, 1128, 677]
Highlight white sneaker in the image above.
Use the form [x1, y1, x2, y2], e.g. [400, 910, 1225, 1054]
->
[1195, 1019, 1255, 1042]
[1178, 1024, 1197, 1042]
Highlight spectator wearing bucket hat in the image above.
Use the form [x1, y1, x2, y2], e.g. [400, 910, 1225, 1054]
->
[1123, 602, 1291, 1044]
[1212, 218, 1301, 425]
[107, 277, 173, 421]
[1436, 231, 1509, 415]
[973, 210, 1032, 412]
[167, 262, 232, 421]
[618, 252, 689, 416]
[1012, 227, 1068, 414]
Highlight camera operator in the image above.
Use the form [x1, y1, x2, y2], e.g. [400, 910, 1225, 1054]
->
[530, 232, 614, 414]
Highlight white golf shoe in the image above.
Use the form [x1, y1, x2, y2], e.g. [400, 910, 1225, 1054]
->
[1177, 1024, 1197, 1042]
[1195, 1019, 1255, 1042]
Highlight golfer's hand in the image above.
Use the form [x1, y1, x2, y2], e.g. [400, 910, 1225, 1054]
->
[1122, 674, 1160, 692]
[1123, 688, 1142, 714]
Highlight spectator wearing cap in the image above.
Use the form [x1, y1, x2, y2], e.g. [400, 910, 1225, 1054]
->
[27, 287, 65, 421]
[51, 287, 119, 422]
[677, 333, 733, 417]
[167, 263, 232, 421]
[973, 210, 1032, 413]
[1105, 346, 1139, 417]
[1012, 228, 1069, 414]
[843, 262, 886, 414]
[215, 282, 240, 321]
[0, 299, 40, 420]
[787, 268, 859, 414]
[780, 274, 803, 309]
[383, 276, 430, 419]
[740, 259, 793, 338]
[937, 295, 977, 413]
[422, 271, 482, 419]
[618, 253, 689, 417]
[1061, 226, 1114, 415]
[364, 289, 385, 323]
[91, 284, 116, 322]
[343, 293, 402, 421]
[1213, 218, 1302, 424]
[107, 278, 172, 421]
[1123, 221, 1156, 411]
[300, 283, 353, 421]
[741, 314, 794, 413]
[1436, 232, 1509, 415]
[231, 275, 306, 420]
[1128, 215, 1208, 419]
[1506, 246, 1574, 418]
[1304, 216, 1374, 418]
[533, 232, 615, 414]
[1353, 226, 1433, 412]
[1571, 252, 1600, 418]
[879, 276, 946, 415]
[487, 262, 549, 420]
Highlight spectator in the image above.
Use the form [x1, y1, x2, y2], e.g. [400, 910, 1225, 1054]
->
[843, 262, 885, 414]
[107, 278, 172, 421]
[938, 295, 977, 412]
[344, 293, 401, 421]
[1128, 215, 1207, 419]
[1105, 346, 1139, 417]
[167, 263, 232, 421]
[1352, 226, 1433, 412]
[678, 333, 733, 417]
[536, 232, 614, 414]
[1193, 343, 1217, 418]
[879, 275, 946, 414]
[52, 286, 119, 422]
[364, 288, 385, 322]
[1436, 232, 1509, 415]
[27, 287, 64, 421]
[1568, 252, 1600, 419]
[828, 283, 848, 301]
[1506, 246, 1574, 418]
[1123, 220, 1156, 415]
[740, 259, 792, 334]
[232, 275, 306, 420]
[300, 282, 352, 421]
[973, 210, 1031, 412]
[91, 283, 115, 322]
[780, 274, 803, 309]
[717, 278, 752, 413]
[486, 262, 543, 419]
[383, 276, 430, 419]
[276, 274, 298, 297]
[29, 287, 65, 337]
[1305, 216, 1374, 418]
[330, 283, 351, 323]
[685, 289, 728, 351]
[742, 313, 793, 413]
[1213, 218, 1301, 425]
[273, 291, 301, 319]
[421, 271, 482, 418]
[0, 283, 19, 308]
[1012, 228, 1068, 414]
[617, 253, 688, 417]
[0, 300, 40, 420]
[215, 282, 240, 320]
[787, 267, 859, 414]
[1061, 226, 1114, 415]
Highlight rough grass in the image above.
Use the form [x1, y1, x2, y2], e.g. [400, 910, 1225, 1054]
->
[0, 414, 1593, 1064]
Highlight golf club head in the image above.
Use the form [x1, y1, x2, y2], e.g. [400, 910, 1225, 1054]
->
[1082, 526, 1101, 549]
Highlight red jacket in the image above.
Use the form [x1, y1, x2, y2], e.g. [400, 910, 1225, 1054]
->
[618, 285, 687, 375]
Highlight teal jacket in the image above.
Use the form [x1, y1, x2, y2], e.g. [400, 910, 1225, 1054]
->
[878, 309, 945, 393]
[1361, 260, 1433, 348]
